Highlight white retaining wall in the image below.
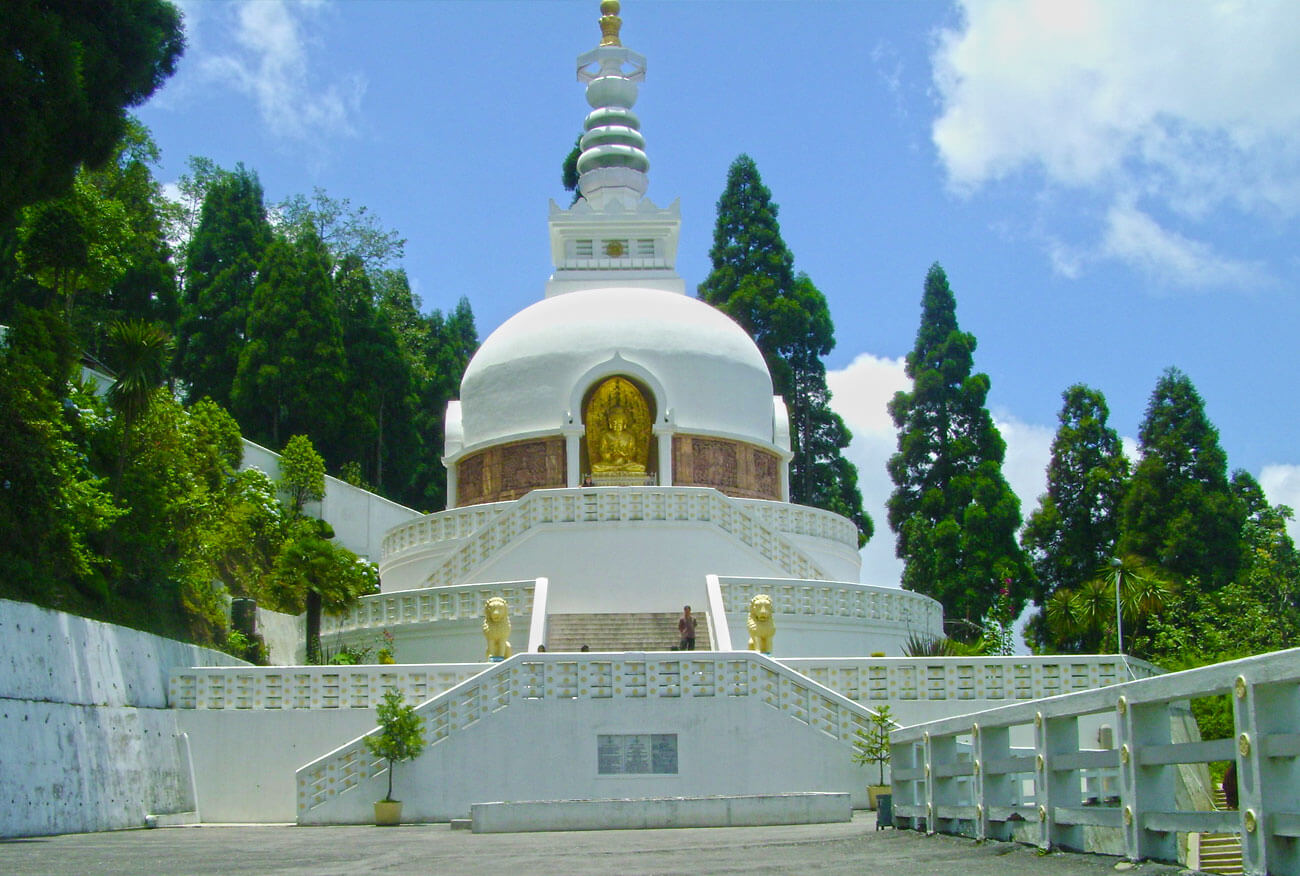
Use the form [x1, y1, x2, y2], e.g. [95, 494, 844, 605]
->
[240, 439, 421, 563]
[0, 599, 243, 837]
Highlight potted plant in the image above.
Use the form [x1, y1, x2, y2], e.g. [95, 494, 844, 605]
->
[852, 703, 896, 810]
[364, 688, 426, 825]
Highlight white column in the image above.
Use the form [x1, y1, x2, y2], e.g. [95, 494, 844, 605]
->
[445, 458, 458, 509]
[564, 430, 583, 487]
[654, 426, 674, 486]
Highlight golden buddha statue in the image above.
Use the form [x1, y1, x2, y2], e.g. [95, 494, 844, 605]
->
[586, 377, 650, 475]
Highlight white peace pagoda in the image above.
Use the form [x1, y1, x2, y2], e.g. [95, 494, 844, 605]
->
[330, 2, 942, 664]
[162, 5, 1150, 830]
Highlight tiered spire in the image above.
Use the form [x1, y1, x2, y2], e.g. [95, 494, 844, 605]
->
[545, 2, 682, 298]
[575, 0, 649, 208]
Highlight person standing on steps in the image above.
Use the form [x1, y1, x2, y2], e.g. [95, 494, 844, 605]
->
[678, 605, 696, 651]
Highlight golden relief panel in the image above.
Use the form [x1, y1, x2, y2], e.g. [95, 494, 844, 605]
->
[585, 376, 652, 476]
[456, 438, 566, 506]
[672, 436, 782, 501]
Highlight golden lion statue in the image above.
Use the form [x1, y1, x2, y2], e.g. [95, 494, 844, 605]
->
[483, 597, 512, 659]
[747, 593, 775, 652]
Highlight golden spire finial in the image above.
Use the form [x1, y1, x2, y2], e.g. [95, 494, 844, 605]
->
[599, 1, 622, 47]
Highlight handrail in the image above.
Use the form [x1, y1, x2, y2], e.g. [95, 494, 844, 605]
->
[419, 487, 830, 588]
[782, 655, 1159, 709]
[381, 502, 510, 560]
[890, 647, 1300, 875]
[731, 498, 860, 548]
[320, 579, 537, 638]
[168, 663, 490, 711]
[717, 577, 943, 634]
[296, 650, 883, 819]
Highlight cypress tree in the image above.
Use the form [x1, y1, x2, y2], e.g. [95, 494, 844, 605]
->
[1119, 368, 1243, 589]
[176, 165, 271, 408]
[887, 263, 1029, 635]
[700, 155, 870, 543]
[231, 231, 347, 454]
[1021, 385, 1130, 605]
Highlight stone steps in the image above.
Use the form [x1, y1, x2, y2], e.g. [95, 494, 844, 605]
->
[545, 612, 711, 652]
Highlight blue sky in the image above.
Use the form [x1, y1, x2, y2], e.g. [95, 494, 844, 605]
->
[137, 1, 1300, 585]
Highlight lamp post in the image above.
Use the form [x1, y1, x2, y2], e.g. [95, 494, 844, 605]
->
[1110, 556, 1124, 655]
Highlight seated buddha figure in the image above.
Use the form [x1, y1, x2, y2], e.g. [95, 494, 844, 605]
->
[593, 406, 645, 473]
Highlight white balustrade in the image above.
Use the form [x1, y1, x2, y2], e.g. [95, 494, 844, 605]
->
[320, 579, 537, 637]
[295, 651, 881, 815]
[168, 664, 489, 710]
[718, 578, 944, 633]
[733, 498, 860, 548]
[417, 488, 829, 588]
[381, 502, 509, 560]
[783, 656, 1159, 705]
[890, 647, 1300, 875]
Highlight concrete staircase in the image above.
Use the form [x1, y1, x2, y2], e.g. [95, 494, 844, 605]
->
[1193, 786, 1243, 876]
[545, 613, 712, 652]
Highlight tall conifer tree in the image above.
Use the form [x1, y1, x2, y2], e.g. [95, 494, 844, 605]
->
[176, 165, 271, 407]
[700, 154, 870, 543]
[231, 231, 347, 454]
[887, 263, 1029, 635]
[1120, 368, 1243, 589]
[1021, 385, 1130, 604]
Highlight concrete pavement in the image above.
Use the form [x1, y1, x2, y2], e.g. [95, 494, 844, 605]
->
[0, 814, 1194, 876]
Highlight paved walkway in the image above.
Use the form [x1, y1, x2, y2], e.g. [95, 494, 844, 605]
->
[0, 815, 1191, 876]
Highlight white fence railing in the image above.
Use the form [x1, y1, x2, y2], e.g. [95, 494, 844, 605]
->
[890, 648, 1300, 876]
[168, 664, 490, 711]
[418, 488, 830, 588]
[296, 651, 882, 817]
[319, 579, 538, 638]
[718, 578, 943, 636]
[732, 498, 860, 548]
[783, 656, 1158, 707]
[381, 502, 509, 560]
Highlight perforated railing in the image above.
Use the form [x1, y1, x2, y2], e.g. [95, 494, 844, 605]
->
[890, 648, 1300, 876]
[319, 579, 537, 638]
[295, 651, 880, 816]
[168, 664, 489, 711]
[783, 656, 1159, 705]
[418, 488, 830, 588]
[717, 578, 944, 635]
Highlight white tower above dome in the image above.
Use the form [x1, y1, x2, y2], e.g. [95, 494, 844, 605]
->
[546, 0, 683, 298]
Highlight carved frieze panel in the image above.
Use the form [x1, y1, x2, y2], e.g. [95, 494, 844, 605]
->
[672, 435, 782, 500]
[456, 437, 566, 506]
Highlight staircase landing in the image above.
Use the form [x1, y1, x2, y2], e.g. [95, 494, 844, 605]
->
[545, 612, 711, 652]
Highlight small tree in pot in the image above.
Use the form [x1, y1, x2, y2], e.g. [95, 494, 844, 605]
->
[364, 688, 426, 825]
[852, 703, 896, 810]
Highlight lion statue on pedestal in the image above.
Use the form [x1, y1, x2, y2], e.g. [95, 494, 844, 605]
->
[483, 597, 512, 659]
[746, 593, 775, 653]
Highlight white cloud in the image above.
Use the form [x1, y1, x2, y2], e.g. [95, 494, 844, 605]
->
[193, 1, 364, 147]
[992, 413, 1053, 514]
[931, 0, 1300, 288]
[1100, 201, 1269, 289]
[827, 354, 909, 588]
[1260, 464, 1300, 542]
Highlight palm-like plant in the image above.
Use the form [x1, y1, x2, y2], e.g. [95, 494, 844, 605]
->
[1047, 555, 1175, 654]
[105, 319, 172, 480]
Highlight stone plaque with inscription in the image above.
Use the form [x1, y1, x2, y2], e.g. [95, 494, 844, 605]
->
[596, 733, 678, 775]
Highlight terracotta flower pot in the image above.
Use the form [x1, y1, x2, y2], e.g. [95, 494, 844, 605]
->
[374, 800, 402, 826]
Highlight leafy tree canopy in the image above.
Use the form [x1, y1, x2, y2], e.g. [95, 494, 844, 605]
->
[0, 0, 184, 222]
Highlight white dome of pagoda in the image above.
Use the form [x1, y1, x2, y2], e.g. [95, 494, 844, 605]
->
[457, 285, 777, 452]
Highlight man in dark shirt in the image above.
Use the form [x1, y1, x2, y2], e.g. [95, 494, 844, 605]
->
[678, 605, 696, 650]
